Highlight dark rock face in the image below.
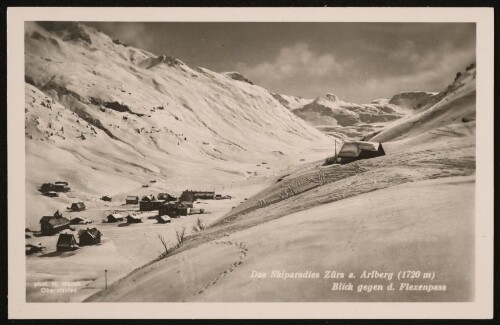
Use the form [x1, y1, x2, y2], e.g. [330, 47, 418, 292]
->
[224, 72, 254, 85]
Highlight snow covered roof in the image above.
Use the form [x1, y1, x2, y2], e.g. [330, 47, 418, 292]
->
[158, 215, 172, 222]
[106, 213, 124, 219]
[78, 228, 102, 238]
[338, 141, 381, 158]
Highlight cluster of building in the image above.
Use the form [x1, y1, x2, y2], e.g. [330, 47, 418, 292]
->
[56, 228, 103, 252]
[39, 181, 71, 197]
[35, 210, 103, 253]
[31, 188, 230, 254]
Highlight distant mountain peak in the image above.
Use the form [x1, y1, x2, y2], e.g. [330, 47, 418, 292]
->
[318, 93, 340, 102]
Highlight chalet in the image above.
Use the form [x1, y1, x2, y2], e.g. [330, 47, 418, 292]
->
[126, 215, 143, 223]
[69, 217, 92, 225]
[337, 141, 385, 165]
[156, 215, 172, 224]
[56, 233, 78, 252]
[101, 195, 112, 202]
[159, 202, 188, 218]
[126, 196, 139, 205]
[69, 202, 86, 212]
[104, 213, 124, 223]
[40, 211, 70, 235]
[139, 200, 163, 211]
[78, 228, 102, 246]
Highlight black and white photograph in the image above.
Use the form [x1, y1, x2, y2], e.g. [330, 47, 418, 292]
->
[7, 7, 494, 319]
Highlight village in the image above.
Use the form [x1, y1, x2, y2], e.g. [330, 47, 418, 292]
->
[24, 140, 387, 301]
[28, 185, 235, 254]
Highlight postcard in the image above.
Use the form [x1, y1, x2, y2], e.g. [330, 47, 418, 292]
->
[7, 6, 494, 319]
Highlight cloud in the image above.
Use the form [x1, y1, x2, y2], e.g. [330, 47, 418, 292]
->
[346, 44, 476, 101]
[240, 43, 343, 82]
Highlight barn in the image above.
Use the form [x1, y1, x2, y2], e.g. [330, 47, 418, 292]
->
[337, 141, 385, 165]
[78, 228, 102, 246]
[40, 211, 70, 235]
[104, 213, 124, 223]
[69, 202, 86, 212]
[56, 233, 78, 252]
[125, 196, 139, 205]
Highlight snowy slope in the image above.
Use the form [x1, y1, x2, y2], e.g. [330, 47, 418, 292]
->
[270, 93, 314, 111]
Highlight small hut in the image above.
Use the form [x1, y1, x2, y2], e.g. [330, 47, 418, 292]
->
[156, 215, 172, 224]
[69, 202, 86, 212]
[126, 196, 139, 205]
[25, 244, 45, 255]
[78, 228, 102, 246]
[104, 213, 124, 223]
[69, 217, 93, 225]
[337, 141, 385, 165]
[56, 233, 78, 252]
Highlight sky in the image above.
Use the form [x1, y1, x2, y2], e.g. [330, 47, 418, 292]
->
[87, 22, 475, 103]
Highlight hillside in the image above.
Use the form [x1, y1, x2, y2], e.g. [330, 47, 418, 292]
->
[367, 65, 476, 142]
[24, 21, 334, 227]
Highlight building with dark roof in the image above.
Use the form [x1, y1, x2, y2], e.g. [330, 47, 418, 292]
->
[78, 228, 102, 246]
[126, 196, 139, 204]
[69, 202, 86, 212]
[56, 233, 78, 252]
[337, 141, 385, 165]
[40, 211, 70, 235]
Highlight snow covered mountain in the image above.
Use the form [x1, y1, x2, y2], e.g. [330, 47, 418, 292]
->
[24, 21, 333, 226]
[290, 92, 411, 139]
